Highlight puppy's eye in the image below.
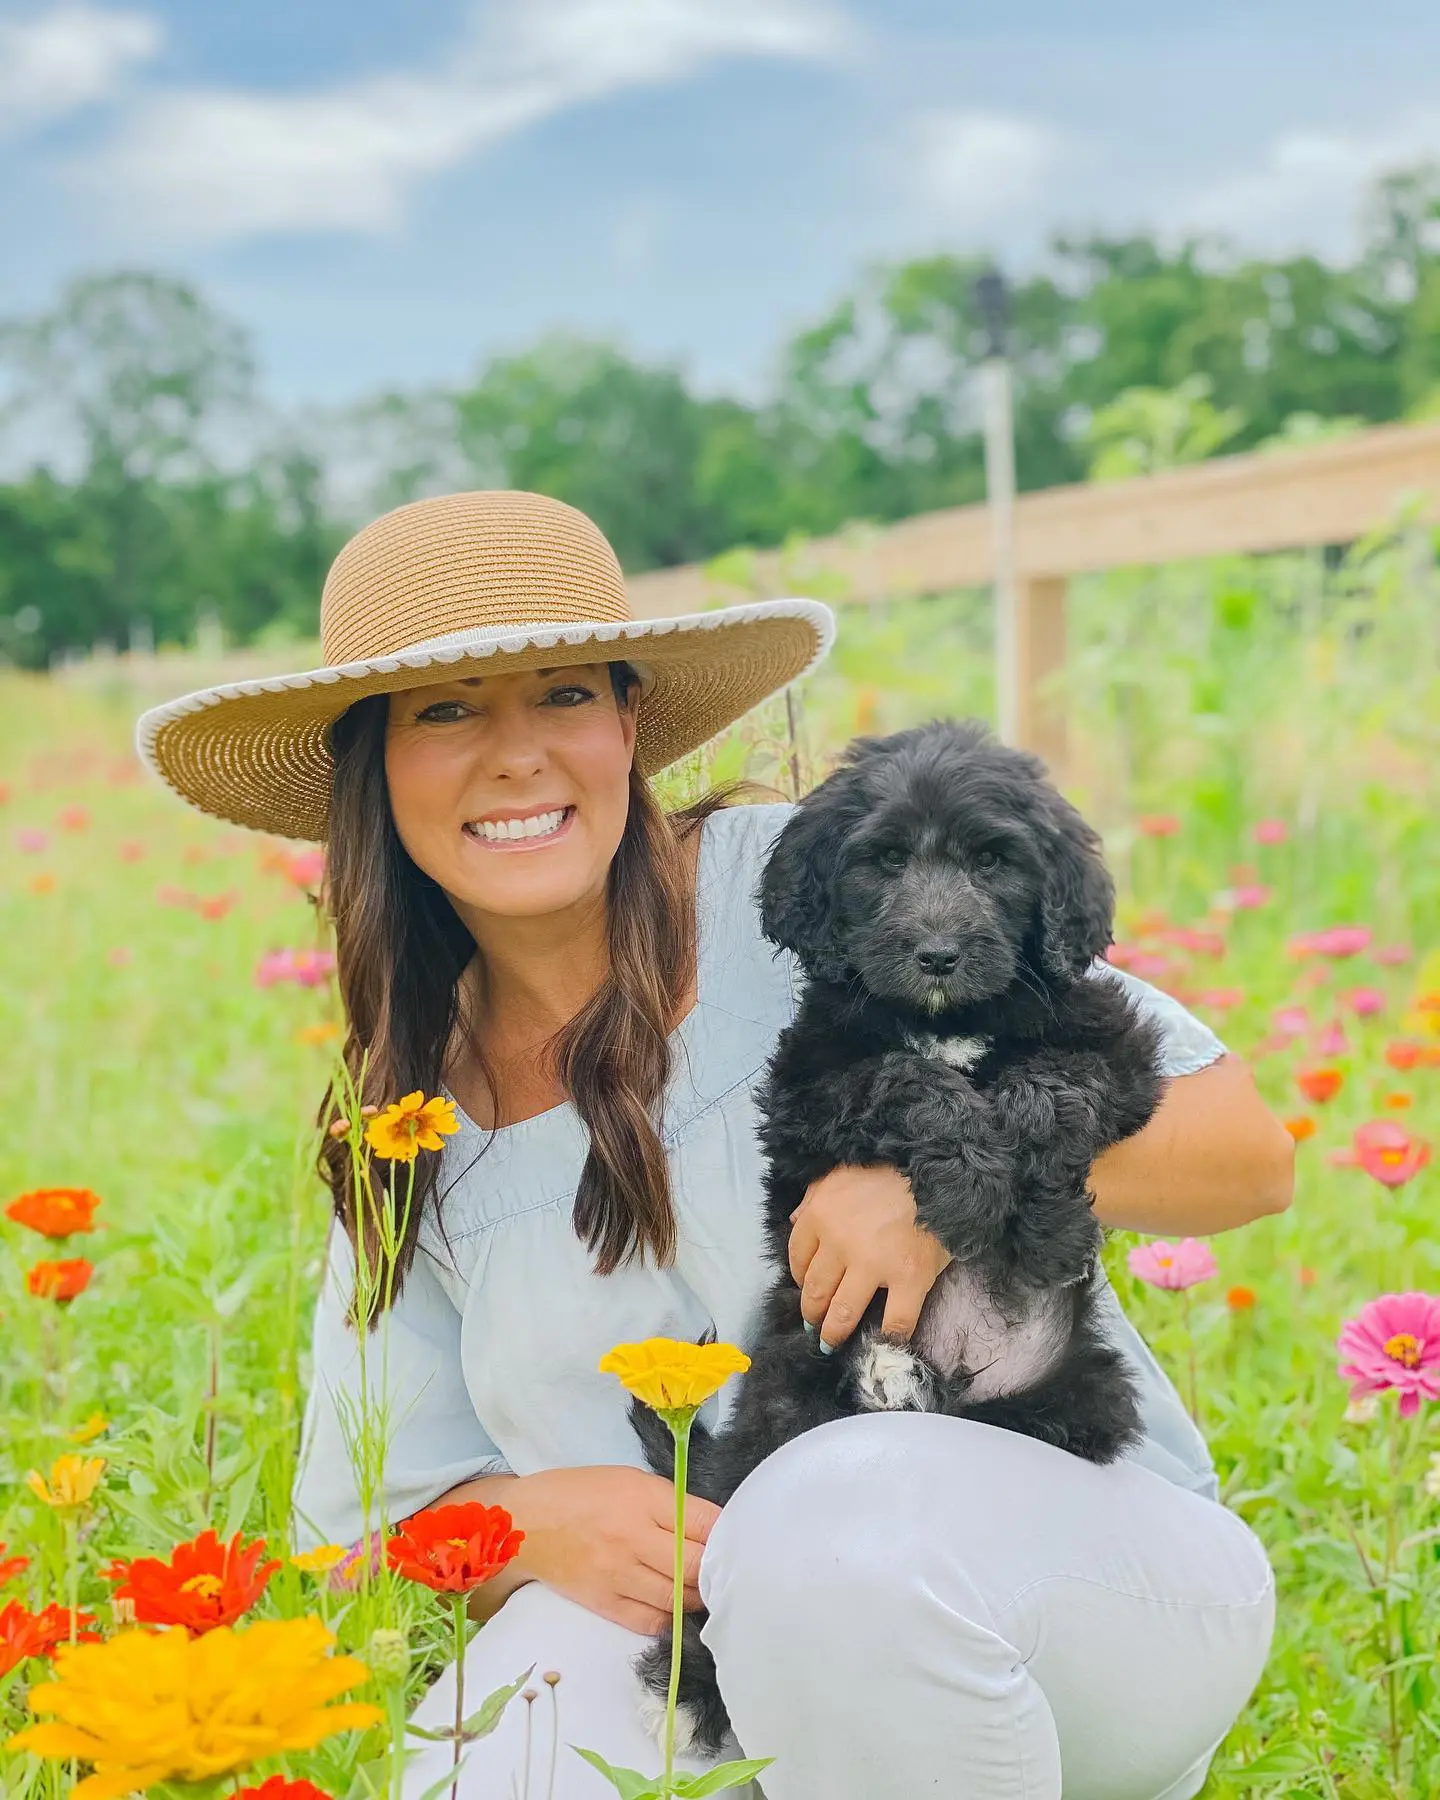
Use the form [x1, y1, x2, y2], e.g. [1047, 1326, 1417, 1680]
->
[878, 847, 908, 872]
[973, 849, 1001, 872]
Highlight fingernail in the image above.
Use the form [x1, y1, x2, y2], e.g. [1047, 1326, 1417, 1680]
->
[818, 1339, 835, 1357]
[803, 1320, 818, 1342]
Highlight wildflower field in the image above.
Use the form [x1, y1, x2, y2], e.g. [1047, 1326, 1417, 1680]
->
[3, 530, 1440, 1798]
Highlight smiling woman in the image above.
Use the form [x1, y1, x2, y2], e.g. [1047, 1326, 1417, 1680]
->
[133, 489, 1287, 1800]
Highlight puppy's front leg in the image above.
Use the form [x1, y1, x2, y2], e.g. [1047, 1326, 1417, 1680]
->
[771, 1052, 1020, 1265]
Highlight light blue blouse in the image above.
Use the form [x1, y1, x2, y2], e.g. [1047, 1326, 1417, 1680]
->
[291, 803, 1226, 1552]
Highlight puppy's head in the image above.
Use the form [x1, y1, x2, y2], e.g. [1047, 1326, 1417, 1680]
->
[761, 721, 1114, 1015]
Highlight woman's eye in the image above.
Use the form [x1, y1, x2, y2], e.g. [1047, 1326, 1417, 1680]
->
[544, 685, 595, 707]
[416, 701, 465, 722]
[878, 847, 908, 871]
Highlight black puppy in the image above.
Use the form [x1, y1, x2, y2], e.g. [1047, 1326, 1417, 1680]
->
[633, 720, 1165, 1752]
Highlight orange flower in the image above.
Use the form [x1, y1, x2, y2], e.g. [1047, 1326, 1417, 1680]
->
[1226, 1285, 1257, 1312]
[0, 1602, 100, 1678]
[386, 1503, 524, 1594]
[1297, 1265, 1318, 1288]
[1384, 1092, 1414, 1110]
[102, 1529, 280, 1636]
[1296, 1066, 1344, 1104]
[0, 1542, 30, 1586]
[25, 1259, 93, 1302]
[6, 1187, 102, 1238]
[1385, 1040, 1421, 1071]
[363, 1091, 459, 1163]
[1283, 1116, 1317, 1142]
[29, 873, 56, 895]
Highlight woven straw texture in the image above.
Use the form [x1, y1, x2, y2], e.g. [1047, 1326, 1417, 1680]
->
[135, 491, 833, 843]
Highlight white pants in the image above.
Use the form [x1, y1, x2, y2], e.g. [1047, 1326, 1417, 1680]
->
[405, 1415, 1275, 1800]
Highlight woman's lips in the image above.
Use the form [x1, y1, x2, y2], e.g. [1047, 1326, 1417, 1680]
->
[461, 805, 575, 851]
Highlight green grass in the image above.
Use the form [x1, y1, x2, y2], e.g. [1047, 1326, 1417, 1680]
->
[2, 533, 1439, 1798]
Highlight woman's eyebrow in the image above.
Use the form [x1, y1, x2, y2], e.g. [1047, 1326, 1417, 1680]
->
[453, 666, 568, 688]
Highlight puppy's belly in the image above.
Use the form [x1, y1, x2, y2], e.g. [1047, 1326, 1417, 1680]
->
[913, 1263, 1070, 1401]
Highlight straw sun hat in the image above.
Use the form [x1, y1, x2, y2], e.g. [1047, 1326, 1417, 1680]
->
[135, 490, 836, 842]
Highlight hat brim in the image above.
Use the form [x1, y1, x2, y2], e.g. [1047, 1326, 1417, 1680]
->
[134, 598, 835, 841]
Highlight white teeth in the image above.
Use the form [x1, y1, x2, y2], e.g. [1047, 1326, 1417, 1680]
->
[468, 808, 567, 843]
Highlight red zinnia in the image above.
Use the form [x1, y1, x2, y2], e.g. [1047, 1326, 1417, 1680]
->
[0, 1542, 30, 1586]
[0, 1601, 101, 1677]
[386, 1503, 525, 1594]
[25, 1258, 93, 1302]
[1352, 1120, 1431, 1190]
[1296, 1066, 1344, 1105]
[1385, 1040, 1422, 1071]
[5, 1186, 102, 1237]
[102, 1528, 281, 1634]
[1137, 814, 1181, 839]
[235, 1781, 335, 1800]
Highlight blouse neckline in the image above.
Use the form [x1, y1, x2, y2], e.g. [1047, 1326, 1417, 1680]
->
[439, 811, 719, 1141]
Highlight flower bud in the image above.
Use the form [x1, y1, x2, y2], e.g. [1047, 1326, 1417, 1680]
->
[366, 1628, 410, 1682]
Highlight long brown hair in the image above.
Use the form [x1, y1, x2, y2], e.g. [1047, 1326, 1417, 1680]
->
[314, 663, 731, 1318]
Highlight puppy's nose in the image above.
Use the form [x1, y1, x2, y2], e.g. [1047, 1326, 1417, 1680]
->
[914, 939, 960, 976]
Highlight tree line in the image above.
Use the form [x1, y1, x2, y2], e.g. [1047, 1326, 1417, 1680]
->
[1, 164, 1437, 670]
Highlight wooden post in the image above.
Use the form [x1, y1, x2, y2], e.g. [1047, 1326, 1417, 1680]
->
[1014, 574, 1068, 775]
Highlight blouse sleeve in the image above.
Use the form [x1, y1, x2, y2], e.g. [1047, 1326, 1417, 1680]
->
[1085, 961, 1228, 1078]
[289, 1220, 511, 1553]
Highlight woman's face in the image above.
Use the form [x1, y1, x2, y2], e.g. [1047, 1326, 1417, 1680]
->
[384, 662, 638, 922]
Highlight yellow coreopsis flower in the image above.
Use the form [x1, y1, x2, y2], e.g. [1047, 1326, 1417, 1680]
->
[599, 1337, 751, 1419]
[65, 1412, 108, 1445]
[363, 1090, 459, 1162]
[290, 1543, 349, 1573]
[7, 1615, 381, 1800]
[25, 1454, 104, 1510]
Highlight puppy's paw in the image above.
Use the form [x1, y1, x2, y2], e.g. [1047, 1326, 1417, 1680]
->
[636, 1685, 704, 1757]
[852, 1336, 936, 1412]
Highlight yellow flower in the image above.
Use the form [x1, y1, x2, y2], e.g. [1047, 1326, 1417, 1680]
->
[6, 1616, 381, 1800]
[290, 1544, 349, 1573]
[295, 1020, 341, 1046]
[66, 1412, 108, 1445]
[599, 1338, 751, 1417]
[26, 1454, 105, 1510]
[363, 1090, 459, 1162]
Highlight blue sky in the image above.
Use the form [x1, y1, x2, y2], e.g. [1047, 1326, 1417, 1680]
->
[2, 0, 1439, 409]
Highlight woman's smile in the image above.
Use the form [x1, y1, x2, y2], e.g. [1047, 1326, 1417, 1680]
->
[462, 805, 577, 850]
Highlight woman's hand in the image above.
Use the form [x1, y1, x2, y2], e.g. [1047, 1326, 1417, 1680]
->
[472, 1466, 721, 1636]
[789, 1163, 952, 1351]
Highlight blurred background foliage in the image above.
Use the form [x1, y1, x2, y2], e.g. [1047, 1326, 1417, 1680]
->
[2, 162, 1439, 670]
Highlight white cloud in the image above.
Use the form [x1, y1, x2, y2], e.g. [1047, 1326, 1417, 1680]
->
[1181, 115, 1440, 259]
[909, 110, 1065, 235]
[75, 0, 855, 244]
[0, 2, 160, 135]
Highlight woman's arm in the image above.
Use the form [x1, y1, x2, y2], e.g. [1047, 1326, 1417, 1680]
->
[1088, 1051, 1294, 1235]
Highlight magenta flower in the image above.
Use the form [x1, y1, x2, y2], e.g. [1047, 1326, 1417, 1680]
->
[1352, 1120, 1431, 1189]
[327, 1530, 386, 1593]
[1128, 1238, 1219, 1291]
[1272, 1004, 1310, 1039]
[15, 829, 48, 854]
[1313, 925, 1372, 958]
[1198, 988, 1246, 1012]
[1341, 986, 1387, 1018]
[1252, 819, 1289, 845]
[1230, 884, 1272, 911]
[1337, 1293, 1440, 1417]
[254, 947, 338, 990]
[1373, 945, 1413, 967]
[1315, 1019, 1349, 1058]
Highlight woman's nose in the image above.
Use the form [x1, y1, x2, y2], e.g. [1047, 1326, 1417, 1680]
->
[477, 704, 546, 780]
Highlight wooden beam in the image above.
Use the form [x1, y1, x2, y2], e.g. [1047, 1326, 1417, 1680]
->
[625, 418, 1440, 618]
[1014, 575, 1068, 774]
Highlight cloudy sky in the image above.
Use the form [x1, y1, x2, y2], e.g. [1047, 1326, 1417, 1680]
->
[2, 0, 1438, 406]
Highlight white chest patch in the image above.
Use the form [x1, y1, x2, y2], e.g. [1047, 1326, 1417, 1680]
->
[902, 1031, 991, 1072]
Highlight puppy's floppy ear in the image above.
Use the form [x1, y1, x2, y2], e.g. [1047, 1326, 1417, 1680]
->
[1036, 788, 1115, 980]
[759, 796, 852, 982]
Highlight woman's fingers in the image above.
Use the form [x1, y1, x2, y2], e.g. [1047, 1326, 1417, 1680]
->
[880, 1261, 935, 1341]
[820, 1265, 881, 1349]
[787, 1203, 822, 1288]
[798, 1243, 847, 1328]
[610, 1599, 669, 1636]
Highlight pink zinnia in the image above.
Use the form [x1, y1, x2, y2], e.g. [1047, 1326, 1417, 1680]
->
[1128, 1238, 1218, 1291]
[1198, 988, 1245, 1012]
[1337, 1293, 1440, 1417]
[1137, 814, 1181, 839]
[1312, 925, 1372, 959]
[1314, 1019, 1349, 1058]
[1372, 945, 1412, 967]
[327, 1530, 386, 1593]
[16, 829, 48, 854]
[1352, 1120, 1431, 1190]
[1341, 986, 1386, 1018]
[1273, 1004, 1309, 1038]
[1252, 819, 1289, 846]
[1230, 884, 1272, 911]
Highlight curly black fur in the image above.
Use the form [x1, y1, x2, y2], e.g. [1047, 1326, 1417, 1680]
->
[633, 720, 1165, 1750]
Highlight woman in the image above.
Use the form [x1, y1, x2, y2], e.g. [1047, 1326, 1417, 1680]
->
[137, 490, 1292, 1800]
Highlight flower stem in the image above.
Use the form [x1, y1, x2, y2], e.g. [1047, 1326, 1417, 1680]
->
[665, 1415, 693, 1797]
[451, 1591, 467, 1800]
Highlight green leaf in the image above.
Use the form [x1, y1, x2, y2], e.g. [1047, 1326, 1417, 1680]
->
[410, 1752, 475, 1800]
[1230, 1743, 1319, 1782]
[460, 1666, 533, 1740]
[671, 1757, 776, 1794]
[570, 1744, 665, 1799]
